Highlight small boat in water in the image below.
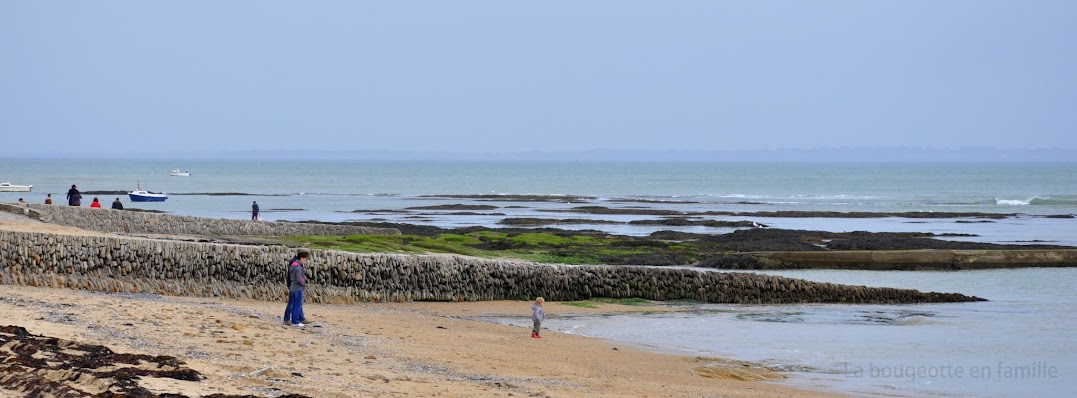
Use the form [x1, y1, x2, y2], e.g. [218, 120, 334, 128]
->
[129, 190, 168, 202]
[129, 181, 167, 202]
[170, 169, 191, 177]
[0, 182, 32, 192]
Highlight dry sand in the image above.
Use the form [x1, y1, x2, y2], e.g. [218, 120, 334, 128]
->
[0, 215, 845, 397]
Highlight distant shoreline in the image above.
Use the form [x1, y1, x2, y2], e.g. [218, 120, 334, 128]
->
[5, 148, 1077, 162]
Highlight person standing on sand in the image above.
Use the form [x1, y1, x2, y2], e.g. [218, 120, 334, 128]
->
[285, 250, 309, 327]
[251, 201, 259, 221]
[111, 198, 124, 210]
[531, 297, 545, 338]
[283, 248, 309, 325]
[45, 194, 52, 205]
[66, 185, 82, 206]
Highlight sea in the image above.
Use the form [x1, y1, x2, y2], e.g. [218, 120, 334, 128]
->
[2, 158, 1076, 397]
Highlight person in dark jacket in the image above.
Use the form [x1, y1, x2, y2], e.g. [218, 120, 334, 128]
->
[284, 250, 310, 327]
[66, 185, 82, 206]
[283, 248, 309, 325]
[111, 198, 124, 210]
[252, 201, 260, 221]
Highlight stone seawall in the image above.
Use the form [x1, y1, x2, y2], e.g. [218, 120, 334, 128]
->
[1, 203, 398, 237]
[0, 230, 983, 304]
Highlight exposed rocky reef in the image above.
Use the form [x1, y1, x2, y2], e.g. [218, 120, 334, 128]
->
[498, 217, 762, 228]
[406, 204, 499, 211]
[540, 206, 1032, 219]
[418, 194, 595, 202]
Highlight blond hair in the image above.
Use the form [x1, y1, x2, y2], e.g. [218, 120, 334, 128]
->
[535, 297, 545, 304]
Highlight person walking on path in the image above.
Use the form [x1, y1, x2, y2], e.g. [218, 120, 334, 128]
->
[89, 197, 102, 208]
[251, 201, 260, 221]
[283, 248, 309, 325]
[531, 297, 545, 338]
[285, 250, 309, 327]
[66, 185, 82, 206]
[45, 194, 52, 205]
[111, 198, 124, 210]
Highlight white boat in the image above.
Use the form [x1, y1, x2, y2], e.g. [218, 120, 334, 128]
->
[0, 182, 32, 192]
[170, 169, 191, 177]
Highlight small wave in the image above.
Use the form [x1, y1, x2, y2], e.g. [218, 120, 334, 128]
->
[706, 194, 878, 201]
[736, 312, 805, 323]
[1030, 197, 1077, 206]
[996, 198, 1032, 206]
[719, 194, 763, 199]
[893, 315, 936, 326]
[994, 196, 1077, 206]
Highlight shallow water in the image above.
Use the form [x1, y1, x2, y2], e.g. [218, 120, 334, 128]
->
[484, 268, 1077, 398]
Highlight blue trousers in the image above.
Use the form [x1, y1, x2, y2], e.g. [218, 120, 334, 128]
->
[284, 290, 305, 324]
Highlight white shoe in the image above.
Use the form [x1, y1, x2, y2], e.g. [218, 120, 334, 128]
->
[292, 323, 305, 327]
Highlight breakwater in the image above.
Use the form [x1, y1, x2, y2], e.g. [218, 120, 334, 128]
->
[0, 229, 983, 304]
[710, 250, 1077, 270]
[1, 203, 399, 237]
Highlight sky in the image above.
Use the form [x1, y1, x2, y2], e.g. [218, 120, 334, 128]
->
[2, 1, 1076, 158]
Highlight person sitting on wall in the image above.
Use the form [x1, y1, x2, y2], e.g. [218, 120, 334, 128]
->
[111, 198, 124, 210]
[45, 194, 53, 205]
[90, 197, 102, 208]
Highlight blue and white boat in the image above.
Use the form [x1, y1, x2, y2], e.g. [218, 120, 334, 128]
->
[128, 181, 167, 202]
[128, 190, 168, 202]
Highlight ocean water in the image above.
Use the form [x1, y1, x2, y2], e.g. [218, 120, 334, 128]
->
[2, 158, 1076, 397]
[1, 159, 1075, 244]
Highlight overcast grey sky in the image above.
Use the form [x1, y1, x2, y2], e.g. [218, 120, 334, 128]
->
[2, 1, 1075, 157]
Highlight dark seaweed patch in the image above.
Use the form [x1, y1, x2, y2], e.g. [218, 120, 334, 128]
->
[0, 325, 311, 398]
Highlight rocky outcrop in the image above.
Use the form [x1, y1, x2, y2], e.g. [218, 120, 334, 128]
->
[0, 229, 984, 304]
[711, 250, 1077, 270]
[2, 203, 398, 237]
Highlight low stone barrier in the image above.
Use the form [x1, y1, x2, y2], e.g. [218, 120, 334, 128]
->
[0, 230, 983, 304]
[1, 203, 398, 237]
[737, 250, 1077, 270]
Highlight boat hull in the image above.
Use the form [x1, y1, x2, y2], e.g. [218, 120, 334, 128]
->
[0, 184, 32, 192]
[128, 191, 168, 202]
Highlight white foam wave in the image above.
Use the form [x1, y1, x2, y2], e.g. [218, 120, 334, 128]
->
[995, 196, 1077, 206]
[996, 198, 1031, 206]
[710, 194, 878, 200]
[893, 316, 936, 326]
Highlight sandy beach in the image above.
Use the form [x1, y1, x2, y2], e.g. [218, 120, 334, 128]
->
[0, 214, 843, 398]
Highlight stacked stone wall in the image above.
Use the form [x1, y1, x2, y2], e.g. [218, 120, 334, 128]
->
[2, 203, 397, 237]
[0, 230, 982, 304]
